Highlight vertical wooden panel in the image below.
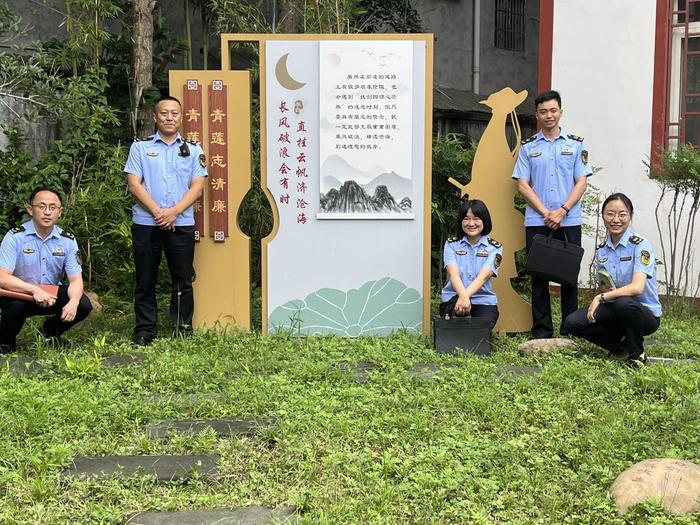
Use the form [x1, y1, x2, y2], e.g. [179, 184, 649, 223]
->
[183, 80, 205, 240]
[208, 82, 229, 241]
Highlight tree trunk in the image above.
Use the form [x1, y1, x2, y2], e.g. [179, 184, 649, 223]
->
[277, 0, 300, 33]
[130, 0, 156, 137]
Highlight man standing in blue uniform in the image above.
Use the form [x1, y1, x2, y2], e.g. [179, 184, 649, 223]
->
[124, 95, 207, 346]
[0, 187, 92, 353]
[512, 90, 593, 339]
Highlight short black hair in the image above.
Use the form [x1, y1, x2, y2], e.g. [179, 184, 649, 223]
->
[29, 187, 62, 205]
[601, 192, 634, 215]
[456, 199, 493, 237]
[535, 90, 561, 109]
[154, 95, 182, 110]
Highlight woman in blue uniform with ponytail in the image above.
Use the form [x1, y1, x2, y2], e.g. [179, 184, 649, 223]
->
[562, 193, 662, 367]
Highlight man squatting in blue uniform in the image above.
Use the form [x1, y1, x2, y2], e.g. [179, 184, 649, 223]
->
[512, 90, 593, 339]
[0, 188, 92, 352]
[124, 95, 207, 346]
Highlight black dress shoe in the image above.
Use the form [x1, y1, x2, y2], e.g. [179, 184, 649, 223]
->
[132, 336, 153, 347]
[626, 353, 647, 370]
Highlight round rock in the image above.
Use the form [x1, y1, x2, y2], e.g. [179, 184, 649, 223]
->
[518, 337, 576, 356]
[610, 458, 700, 515]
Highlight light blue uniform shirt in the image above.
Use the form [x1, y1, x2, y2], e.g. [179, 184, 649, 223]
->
[124, 132, 207, 226]
[512, 128, 592, 227]
[596, 229, 662, 317]
[441, 235, 502, 305]
[0, 220, 82, 285]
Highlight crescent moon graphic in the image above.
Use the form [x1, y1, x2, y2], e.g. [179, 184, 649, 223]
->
[275, 53, 306, 91]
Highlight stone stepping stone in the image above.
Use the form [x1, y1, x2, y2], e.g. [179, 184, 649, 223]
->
[610, 458, 700, 515]
[338, 361, 377, 383]
[62, 455, 218, 481]
[0, 356, 46, 376]
[126, 505, 297, 524]
[146, 417, 275, 440]
[406, 362, 456, 379]
[646, 356, 694, 366]
[496, 365, 542, 381]
[143, 393, 229, 405]
[102, 352, 147, 368]
[643, 337, 679, 348]
[518, 337, 576, 356]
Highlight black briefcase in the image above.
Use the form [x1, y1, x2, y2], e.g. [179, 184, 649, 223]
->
[433, 316, 491, 356]
[524, 231, 584, 287]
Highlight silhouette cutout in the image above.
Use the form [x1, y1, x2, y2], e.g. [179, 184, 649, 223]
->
[449, 87, 531, 333]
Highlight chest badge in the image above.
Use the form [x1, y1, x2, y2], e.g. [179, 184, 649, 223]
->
[561, 150, 573, 156]
[620, 256, 632, 262]
[52, 250, 66, 256]
[529, 151, 542, 158]
[455, 250, 467, 255]
[22, 248, 35, 254]
[598, 257, 608, 263]
[476, 252, 488, 257]
[147, 151, 159, 157]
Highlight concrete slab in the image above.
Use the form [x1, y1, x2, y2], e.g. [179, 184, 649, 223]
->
[62, 455, 219, 481]
[146, 417, 275, 440]
[0, 356, 45, 376]
[338, 361, 377, 383]
[406, 363, 456, 379]
[126, 505, 297, 524]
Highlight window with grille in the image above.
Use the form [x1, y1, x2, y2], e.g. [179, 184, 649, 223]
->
[495, 0, 526, 52]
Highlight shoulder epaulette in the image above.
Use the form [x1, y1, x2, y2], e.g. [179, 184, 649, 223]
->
[488, 238, 502, 248]
[598, 240, 606, 249]
[521, 134, 537, 145]
[447, 236, 459, 243]
[60, 230, 75, 240]
[629, 235, 643, 244]
[567, 134, 584, 142]
[134, 136, 152, 142]
[11, 225, 25, 234]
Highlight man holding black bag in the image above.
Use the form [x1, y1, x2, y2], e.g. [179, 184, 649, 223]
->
[512, 90, 592, 339]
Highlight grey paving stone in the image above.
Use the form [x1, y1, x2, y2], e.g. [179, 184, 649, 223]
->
[62, 455, 218, 481]
[143, 393, 230, 405]
[338, 360, 377, 383]
[406, 362, 456, 379]
[147, 417, 276, 440]
[496, 365, 542, 380]
[126, 505, 297, 524]
[102, 352, 147, 368]
[0, 356, 46, 376]
[643, 337, 679, 348]
[646, 356, 694, 366]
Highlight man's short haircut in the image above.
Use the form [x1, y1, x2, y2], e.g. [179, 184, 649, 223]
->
[535, 90, 562, 109]
[154, 95, 182, 110]
[29, 187, 62, 205]
[455, 199, 493, 237]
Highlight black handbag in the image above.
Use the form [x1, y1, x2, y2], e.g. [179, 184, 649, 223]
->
[524, 231, 584, 287]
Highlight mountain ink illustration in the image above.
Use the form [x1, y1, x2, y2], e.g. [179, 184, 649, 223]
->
[320, 155, 412, 215]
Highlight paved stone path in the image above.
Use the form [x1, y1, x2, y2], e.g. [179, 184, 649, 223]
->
[102, 352, 148, 368]
[0, 356, 45, 376]
[338, 361, 377, 383]
[126, 505, 297, 524]
[62, 455, 219, 481]
[146, 417, 275, 440]
[406, 362, 456, 379]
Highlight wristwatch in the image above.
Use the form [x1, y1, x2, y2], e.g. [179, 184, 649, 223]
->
[599, 293, 606, 302]
[560, 204, 570, 215]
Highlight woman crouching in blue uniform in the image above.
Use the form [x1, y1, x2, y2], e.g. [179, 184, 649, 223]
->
[562, 193, 662, 367]
[440, 199, 502, 330]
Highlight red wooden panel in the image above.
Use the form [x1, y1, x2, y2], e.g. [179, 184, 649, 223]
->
[208, 81, 229, 241]
[183, 80, 205, 241]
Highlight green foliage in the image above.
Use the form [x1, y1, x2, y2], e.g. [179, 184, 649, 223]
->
[646, 144, 700, 299]
[431, 133, 476, 287]
[354, 0, 423, 33]
[1, 303, 699, 523]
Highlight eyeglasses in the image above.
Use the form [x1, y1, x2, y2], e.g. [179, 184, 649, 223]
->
[31, 204, 62, 213]
[603, 211, 630, 220]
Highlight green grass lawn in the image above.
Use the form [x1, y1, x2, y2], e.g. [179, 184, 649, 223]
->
[0, 302, 699, 524]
